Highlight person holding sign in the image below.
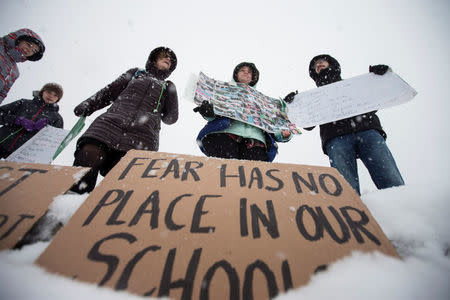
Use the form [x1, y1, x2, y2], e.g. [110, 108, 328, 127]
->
[70, 47, 178, 194]
[194, 62, 291, 162]
[0, 83, 64, 158]
[0, 29, 45, 104]
[284, 55, 404, 195]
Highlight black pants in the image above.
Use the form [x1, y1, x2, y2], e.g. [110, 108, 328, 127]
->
[70, 138, 126, 194]
[202, 133, 268, 161]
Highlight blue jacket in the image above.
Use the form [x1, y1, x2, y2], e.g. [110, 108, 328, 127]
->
[196, 116, 279, 162]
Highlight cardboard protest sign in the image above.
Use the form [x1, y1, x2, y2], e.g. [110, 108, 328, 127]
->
[37, 150, 398, 299]
[287, 71, 417, 128]
[194, 72, 300, 134]
[6, 125, 69, 164]
[0, 161, 89, 250]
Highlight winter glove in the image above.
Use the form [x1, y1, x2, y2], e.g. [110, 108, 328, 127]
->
[15, 116, 36, 132]
[193, 100, 215, 118]
[283, 90, 298, 103]
[34, 118, 49, 130]
[369, 65, 389, 75]
[74, 102, 90, 117]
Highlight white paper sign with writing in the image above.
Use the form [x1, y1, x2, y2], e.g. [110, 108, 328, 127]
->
[6, 126, 69, 164]
[287, 72, 417, 128]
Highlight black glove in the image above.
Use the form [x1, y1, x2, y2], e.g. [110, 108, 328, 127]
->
[283, 90, 298, 103]
[74, 102, 90, 117]
[193, 100, 215, 118]
[369, 64, 389, 75]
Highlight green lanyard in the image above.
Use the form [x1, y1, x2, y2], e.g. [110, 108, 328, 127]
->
[0, 128, 23, 145]
[153, 82, 167, 113]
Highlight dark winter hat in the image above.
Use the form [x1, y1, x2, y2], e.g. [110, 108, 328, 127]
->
[16, 35, 45, 62]
[309, 54, 342, 87]
[40, 83, 63, 101]
[145, 47, 177, 80]
[233, 62, 259, 87]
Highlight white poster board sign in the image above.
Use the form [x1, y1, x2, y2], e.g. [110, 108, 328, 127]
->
[6, 126, 69, 164]
[287, 72, 417, 128]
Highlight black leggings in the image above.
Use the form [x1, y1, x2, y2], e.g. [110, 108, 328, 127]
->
[202, 133, 268, 161]
[71, 142, 125, 194]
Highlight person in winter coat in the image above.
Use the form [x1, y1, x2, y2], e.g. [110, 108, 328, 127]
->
[0, 29, 45, 104]
[0, 83, 64, 158]
[284, 54, 404, 195]
[70, 47, 178, 194]
[194, 62, 291, 162]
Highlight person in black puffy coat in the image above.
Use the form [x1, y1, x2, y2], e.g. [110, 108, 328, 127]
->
[70, 47, 178, 194]
[284, 54, 404, 195]
[0, 83, 63, 158]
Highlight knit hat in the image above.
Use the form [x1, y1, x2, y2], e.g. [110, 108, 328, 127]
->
[40, 83, 63, 101]
[233, 62, 259, 87]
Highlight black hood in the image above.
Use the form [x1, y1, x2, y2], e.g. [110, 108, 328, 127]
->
[145, 47, 177, 80]
[16, 34, 45, 62]
[309, 54, 342, 87]
[233, 62, 259, 87]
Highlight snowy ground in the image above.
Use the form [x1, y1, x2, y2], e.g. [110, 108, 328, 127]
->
[1, 0, 449, 299]
[0, 183, 448, 299]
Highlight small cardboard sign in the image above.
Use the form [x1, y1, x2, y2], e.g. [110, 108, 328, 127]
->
[0, 161, 89, 250]
[36, 150, 398, 299]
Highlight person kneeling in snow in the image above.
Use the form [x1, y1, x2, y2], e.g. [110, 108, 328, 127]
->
[194, 62, 291, 162]
[70, 47, 178, 194]
[0, 83, 64, 158]
[283, 54, 404, 195]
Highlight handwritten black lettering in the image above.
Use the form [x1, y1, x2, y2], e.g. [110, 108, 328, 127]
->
[240, 198, 249, 237]
[0, 214, 34, 240]
[243, 260, 278, 299]
[295, 205, 323, 241]
[248, 168, 263, 189]
[141, 158, 166, 178]
[191, 195, 221, 234]
[0, 168, 47, 197]
[118, 157, 148, 180]
[158, 248, 202, 300]
[129, 190, 159, 229]
[291, 172, 318, 194]
[87, 232, 137, 286]
[165, 194, 193, 231]
[318, 174, 342, 196]
[160, 159, 180, 180]
[220, 164, 246, 188]
[265, 169, 283, 192]
[200, 260, 240, 300]
[115, 245, 161, 294]
[83, 189, 131, 226]
[340, 206, 381, 245]
[250, 201, 279, 239]
[181, 161, 203, 181]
